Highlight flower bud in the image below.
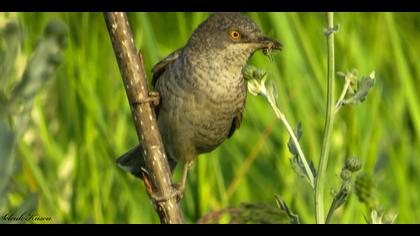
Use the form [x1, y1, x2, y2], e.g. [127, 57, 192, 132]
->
[345, 157, 362, 172]
[340, 169, 352, 181]
[355, 173, 374, 204]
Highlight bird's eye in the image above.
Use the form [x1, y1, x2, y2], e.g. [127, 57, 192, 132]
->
[229, 30, 241, 40]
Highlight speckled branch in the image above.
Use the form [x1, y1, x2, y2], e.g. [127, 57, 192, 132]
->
[104, 12, 184, 224]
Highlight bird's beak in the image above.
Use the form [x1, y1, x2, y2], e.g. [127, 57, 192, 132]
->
[256, 36, 282, 51]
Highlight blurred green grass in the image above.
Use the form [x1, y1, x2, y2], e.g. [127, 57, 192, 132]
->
[1, 12, 419, 223]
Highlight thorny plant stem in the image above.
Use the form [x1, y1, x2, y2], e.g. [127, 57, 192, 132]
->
[315, 12, 336, 224]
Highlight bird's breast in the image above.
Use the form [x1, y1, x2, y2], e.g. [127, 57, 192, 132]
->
[192, 75, 246, 153]
[155, 59, 247, 161]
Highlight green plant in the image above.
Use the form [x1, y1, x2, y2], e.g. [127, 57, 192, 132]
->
[244, 12, 378, 224]
[0, 19, 67, 223]
[2, 12, 418, 224]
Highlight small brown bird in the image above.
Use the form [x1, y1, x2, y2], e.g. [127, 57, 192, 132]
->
[117, 12, 281, 196]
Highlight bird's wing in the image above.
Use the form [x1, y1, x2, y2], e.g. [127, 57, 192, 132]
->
[151, 48, 183, 117]
[227, 111, 243, 138]
[151, 48, 183, 87]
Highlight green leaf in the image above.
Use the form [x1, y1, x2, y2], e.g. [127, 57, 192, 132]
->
[0, 21, 21, 92]
[0, 20, 68, 201]
[0, 91, 8, 106]
[0, 119, 17, 196]
[8, 20, 68, 112]
[288, 123, 317, 179]
[342, 71, 375, 106]
[275, 195, 300, 224]
[288, 122, 303, 156]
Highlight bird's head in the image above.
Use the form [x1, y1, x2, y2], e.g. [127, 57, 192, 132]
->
[186, 12, 282, 61]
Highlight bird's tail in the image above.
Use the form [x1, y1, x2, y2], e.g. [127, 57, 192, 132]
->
[116, 145, 177, 178]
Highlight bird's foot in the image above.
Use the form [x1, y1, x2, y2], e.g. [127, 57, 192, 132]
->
[147, 183, 185, 203]
[142, 168, 185, 203]
[148, 91, 160, 107]
[171, 182, 186, 202]
[131, 91, 160, 108]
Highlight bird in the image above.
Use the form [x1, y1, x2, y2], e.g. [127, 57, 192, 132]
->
[117, 12, 281, 198]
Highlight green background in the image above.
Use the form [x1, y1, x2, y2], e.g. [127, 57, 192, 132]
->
[1, 12, 419, 223]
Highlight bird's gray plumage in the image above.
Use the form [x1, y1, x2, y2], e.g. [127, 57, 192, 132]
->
[117, 12, 281, 180]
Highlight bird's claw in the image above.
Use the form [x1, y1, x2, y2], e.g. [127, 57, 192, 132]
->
[148, 91, 160, 107]
[148, 184, 185, 203]
[131, 91, 160, 108]
[172, 183, 185, 202]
